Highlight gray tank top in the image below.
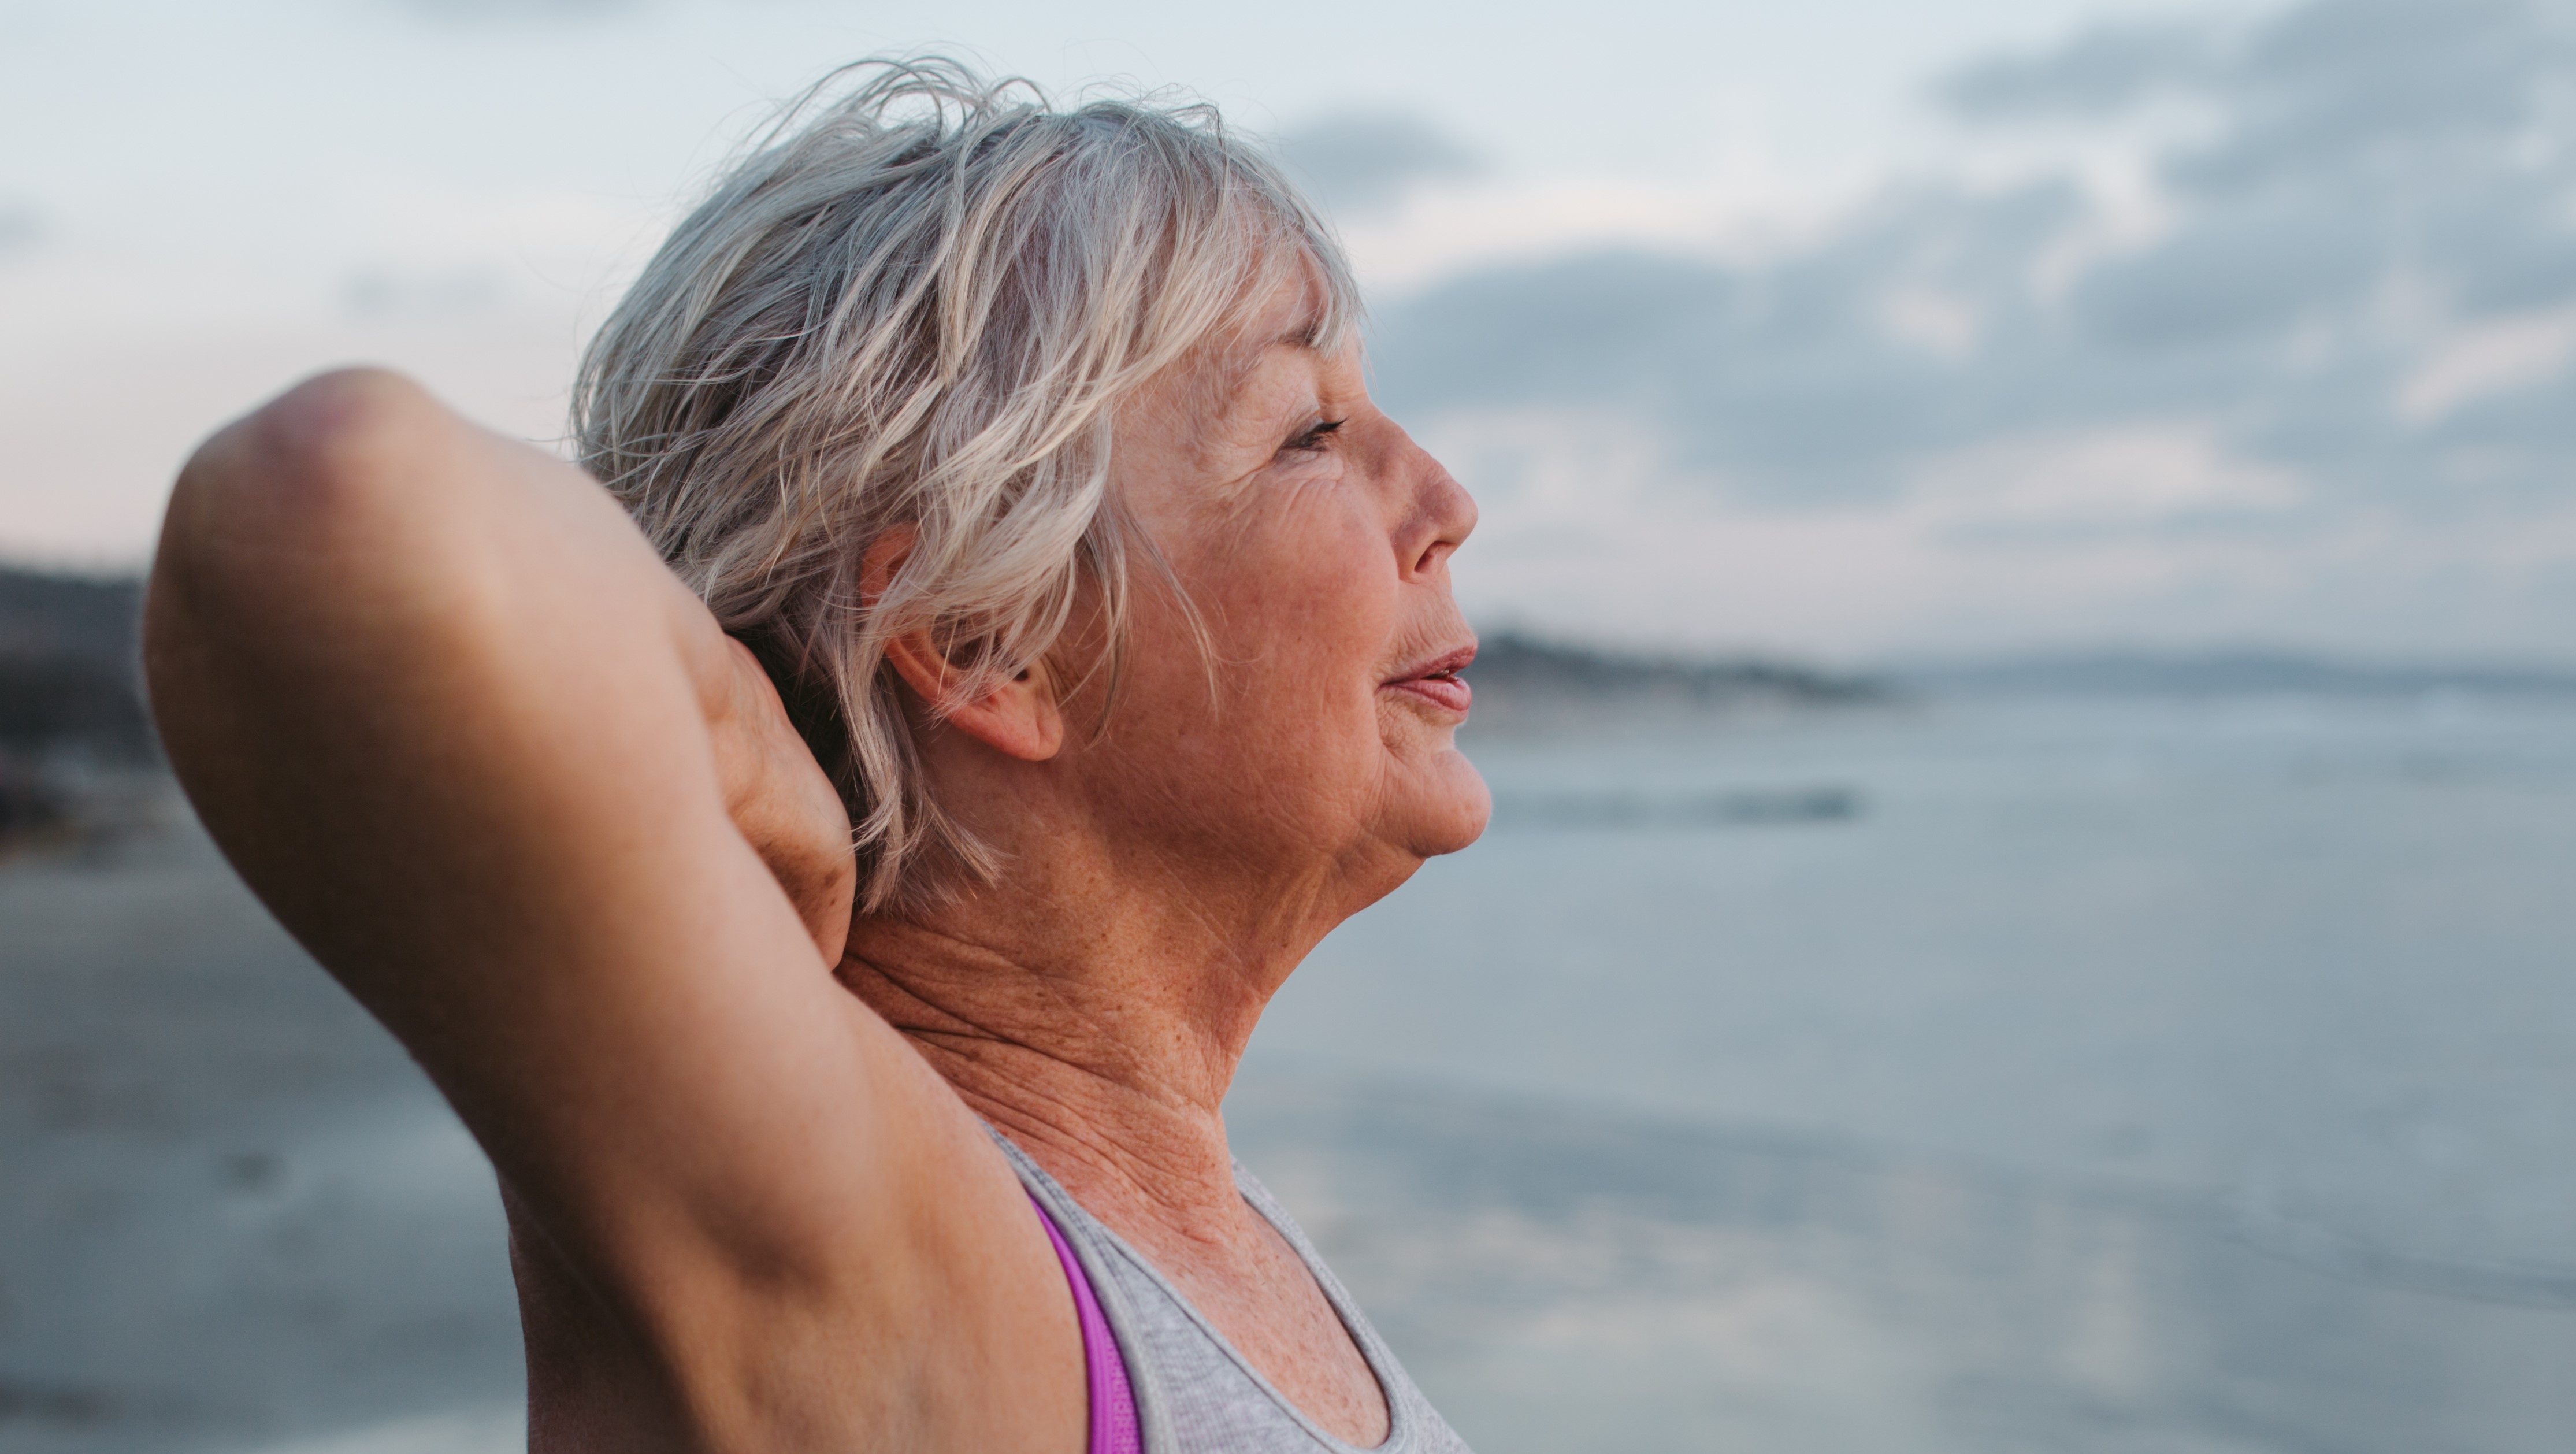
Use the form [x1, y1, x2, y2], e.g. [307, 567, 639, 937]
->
[994, 1133, 1476, 1454]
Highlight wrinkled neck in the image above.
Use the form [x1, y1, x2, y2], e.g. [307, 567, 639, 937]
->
[832, 889, 1313, 1236]
[867, 721, 1419, 1230]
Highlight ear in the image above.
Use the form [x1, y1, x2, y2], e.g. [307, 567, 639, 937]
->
[862, 526, 1066, 763]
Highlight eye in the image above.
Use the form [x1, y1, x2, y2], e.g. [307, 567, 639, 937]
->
[1280, 417, 1345, 455]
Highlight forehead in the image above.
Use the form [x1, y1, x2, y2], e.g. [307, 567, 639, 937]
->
[1202, 280, 1357, 414]
[1119, 261, 1361, 464]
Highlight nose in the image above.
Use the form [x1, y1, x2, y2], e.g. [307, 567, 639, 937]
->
[1389, 431, 1476, 581]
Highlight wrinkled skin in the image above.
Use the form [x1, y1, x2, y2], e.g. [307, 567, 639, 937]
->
[143, 276, 1484, 1453]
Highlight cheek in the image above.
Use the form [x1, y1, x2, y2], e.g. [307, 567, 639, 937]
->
[1211, 506, 1391, 714]
[1112, 499, 1395, 834]
[1083, 453, 1428, 820]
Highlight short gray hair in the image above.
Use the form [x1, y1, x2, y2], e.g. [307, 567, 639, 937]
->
[573, 58, 1360, 913]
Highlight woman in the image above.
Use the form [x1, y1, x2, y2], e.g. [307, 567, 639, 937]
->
[144, 61, 1487, 1454]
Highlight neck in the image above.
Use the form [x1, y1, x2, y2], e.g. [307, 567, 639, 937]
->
[832, 856, 1341, 1241]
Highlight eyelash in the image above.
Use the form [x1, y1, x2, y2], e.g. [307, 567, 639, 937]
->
[1282, 418, 1345, 455]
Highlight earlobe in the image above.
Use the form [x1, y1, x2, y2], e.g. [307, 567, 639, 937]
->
[986, 665, 1066, 762]
[885, 637, 1063, 762]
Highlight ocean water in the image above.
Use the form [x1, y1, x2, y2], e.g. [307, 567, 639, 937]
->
[1263, 693, 2576, 1280]
[1239, 692, 2576, 1449]
[3, 692, 2571, 1452]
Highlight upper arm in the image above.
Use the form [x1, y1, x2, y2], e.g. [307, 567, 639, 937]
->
[144, 370, 1072, 1444]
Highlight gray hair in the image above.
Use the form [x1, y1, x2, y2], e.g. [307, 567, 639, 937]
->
[573, 58, 1361, 914]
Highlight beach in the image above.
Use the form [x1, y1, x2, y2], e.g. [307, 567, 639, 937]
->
[6, 691, 2575, 1452]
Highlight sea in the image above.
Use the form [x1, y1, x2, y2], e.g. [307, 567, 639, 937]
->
[3, 689, 2571, 1452]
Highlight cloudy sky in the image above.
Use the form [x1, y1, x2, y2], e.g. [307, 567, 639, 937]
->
[5, 0, 2574, 662]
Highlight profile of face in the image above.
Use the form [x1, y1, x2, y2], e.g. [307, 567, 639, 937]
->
[1053, 273, 1491, 918]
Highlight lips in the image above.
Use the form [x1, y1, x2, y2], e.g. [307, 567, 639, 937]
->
[1384, 643, 1475, 715]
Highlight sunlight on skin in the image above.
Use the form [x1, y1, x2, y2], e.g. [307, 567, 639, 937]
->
[830, 279, 1486, 1446]
[143, 259, 1486, 1450]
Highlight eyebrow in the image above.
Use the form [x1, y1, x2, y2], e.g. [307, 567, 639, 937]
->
[1263, 274, 1336, 354]
[1201, 311, 1328, 417]
[1265, 313, 1326, 353]
[1192, 290, 1337, 436]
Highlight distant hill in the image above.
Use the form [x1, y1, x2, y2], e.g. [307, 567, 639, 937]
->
[0, 565, 154, 767]
[1456, 634, 2576, 721]
[1463, 632, 1890, 719]
[0, 567, 144, 679]
[1896, 649, 2576, 700]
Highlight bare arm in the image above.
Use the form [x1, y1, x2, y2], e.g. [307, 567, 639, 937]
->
[144, 370, 1078, 1451]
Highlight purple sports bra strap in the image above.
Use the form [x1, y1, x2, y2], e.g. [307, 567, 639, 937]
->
[1028, 1190, 1145, 1454]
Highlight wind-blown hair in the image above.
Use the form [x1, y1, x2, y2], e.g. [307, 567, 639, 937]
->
[573, 59, 1360, 914]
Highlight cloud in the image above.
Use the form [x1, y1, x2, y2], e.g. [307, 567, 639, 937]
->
[1272, 110, 1481, 218]
[2180, 0, 2562, 192]
[1372, 180, 2100, 503]
[1364, 0, 2576, 655]
[396, 0, 644, 20]
[0, 200, 43, 258]
[342, 264, 513, 318]
[1936, 19, 2222, 120]
[2396, 302, 2576, 421]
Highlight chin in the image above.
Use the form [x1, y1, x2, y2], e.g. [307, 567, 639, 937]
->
[1399, 748, 1493, 859]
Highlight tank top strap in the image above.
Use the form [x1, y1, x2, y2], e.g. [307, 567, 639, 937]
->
[1028, 1190, 1144, 1454]
[993, 1130, 1182, 1453]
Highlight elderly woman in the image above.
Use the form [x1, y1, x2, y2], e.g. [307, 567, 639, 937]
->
[143, 61, 1484, 1454]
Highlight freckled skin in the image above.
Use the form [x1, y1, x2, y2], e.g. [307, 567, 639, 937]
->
[142, 275, 1483, 1453]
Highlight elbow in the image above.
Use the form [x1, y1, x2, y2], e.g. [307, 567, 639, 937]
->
[162, 368, 441, 561]
[150, 369, 448, 627]
[240, 366, 440, 483]
[144, 368, 461, 708]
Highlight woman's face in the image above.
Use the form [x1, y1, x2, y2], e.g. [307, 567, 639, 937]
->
[1071, 277, 1489, 912]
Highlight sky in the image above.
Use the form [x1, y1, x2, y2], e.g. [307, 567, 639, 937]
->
[4, 0, 2574, 663]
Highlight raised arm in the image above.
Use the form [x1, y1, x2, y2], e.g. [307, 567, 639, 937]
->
[144, 370, 1079, 1452]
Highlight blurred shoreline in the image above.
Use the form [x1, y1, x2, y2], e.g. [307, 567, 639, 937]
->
[14, 552, 2575, 860]
[9, 561, 2576, 1452]
[0, 567, 155, 858]
[16, 558, 2576, 824]
[8, 796, 2571, 1453]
